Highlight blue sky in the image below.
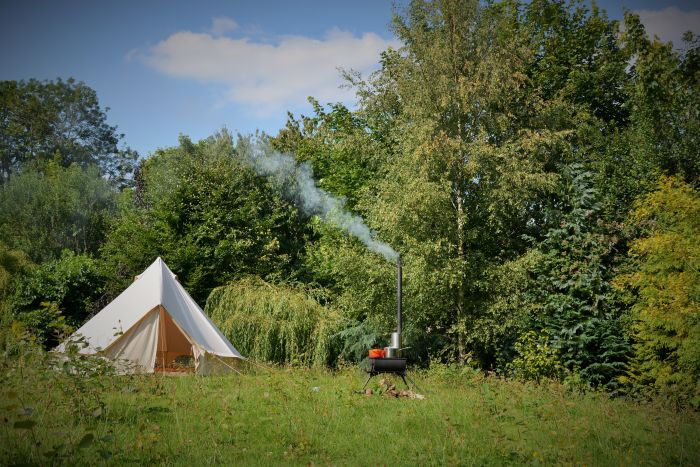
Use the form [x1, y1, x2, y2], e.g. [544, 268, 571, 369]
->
[2, 0, 699, 156]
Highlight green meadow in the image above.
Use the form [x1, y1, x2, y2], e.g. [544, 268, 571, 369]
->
[3, 364, 699, 466]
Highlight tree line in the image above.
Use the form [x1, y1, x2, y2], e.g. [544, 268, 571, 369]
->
[0, 0, 698, 407]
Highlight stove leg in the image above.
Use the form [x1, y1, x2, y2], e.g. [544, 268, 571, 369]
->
[361, 373, 373, 391]
[405, 373, 423, 393]
[400, 374, 410, 389]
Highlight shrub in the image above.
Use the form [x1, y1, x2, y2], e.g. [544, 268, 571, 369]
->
[506, 330, 565, 382]
[205, 278, 343, 367]
[0, 162, 115, 263]
[10, 250, 106, 346]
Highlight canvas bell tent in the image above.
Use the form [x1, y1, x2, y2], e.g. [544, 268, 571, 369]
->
[57, 257, 244, 375]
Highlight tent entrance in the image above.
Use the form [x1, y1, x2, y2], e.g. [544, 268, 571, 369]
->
[155, 306, 194, 372]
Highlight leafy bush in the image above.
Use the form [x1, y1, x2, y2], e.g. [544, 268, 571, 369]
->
[205, 277, 342, 367]
[13, 301, 71, 347]
[10, 250, 106, 346]
[0, 314, 133, 463]
[0, 245, 33, 322]
[505, 330, 565, 382]
[332, 318, 383, 363]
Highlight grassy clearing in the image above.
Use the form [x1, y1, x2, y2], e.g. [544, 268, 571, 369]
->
[2, 363, 699, 466]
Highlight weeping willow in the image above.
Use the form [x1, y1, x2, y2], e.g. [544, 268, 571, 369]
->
[204, 278, 342, 367]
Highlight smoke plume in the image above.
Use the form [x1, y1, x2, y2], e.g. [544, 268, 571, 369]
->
[242, 143, 398, 262]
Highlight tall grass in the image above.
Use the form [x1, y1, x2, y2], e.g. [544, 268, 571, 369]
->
[3, 303, 699, 465]
[205, 278, 342, 366]
[3, 360, 699, 465]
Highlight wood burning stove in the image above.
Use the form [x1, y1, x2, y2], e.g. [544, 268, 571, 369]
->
[363, 357, 409, 390]
[361, 254, 421, 392]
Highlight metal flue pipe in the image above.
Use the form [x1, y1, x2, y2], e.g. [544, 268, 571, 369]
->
[397, 254, 402, 337]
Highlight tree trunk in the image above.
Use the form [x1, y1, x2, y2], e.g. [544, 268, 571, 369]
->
[449, 10, 468, 364]
[456, 189, 466, 363]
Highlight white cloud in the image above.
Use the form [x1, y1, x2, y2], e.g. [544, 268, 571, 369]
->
[135, 24, 398, 115]
[209, 16, 238, 36]
[636, 6, 700, 49]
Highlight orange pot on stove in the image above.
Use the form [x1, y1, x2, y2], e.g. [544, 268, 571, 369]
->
[368, 348, 385, 358]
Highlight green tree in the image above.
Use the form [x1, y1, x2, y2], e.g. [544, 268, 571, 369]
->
[596, 16, 700, 217]
[271, 99, 390, 210]
[0, 162, 116, 262]
[624, 17, 700, 184]
[308, 0, 563, 364]
[617, 176, 700, 406]
[0, 78, 138, 185]
[10, 250, 106, 346]
[100, 132, 311, 303]
[524, 166, 630, 389]
[205, 277, 342, 367]
[524, 0, 629, 128]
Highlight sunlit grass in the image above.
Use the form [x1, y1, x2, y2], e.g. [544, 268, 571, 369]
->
[2, 365, 699, 465]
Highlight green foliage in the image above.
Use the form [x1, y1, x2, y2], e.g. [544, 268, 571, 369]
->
[506, 330, 565, 382]
[0, 78, 138, 185]
[0, 162, 116, 262]
[0, 316, 132, 464]
[525, 0, 629, 127]
[525, 165, 630, 390]
[270, 99, 389, 210]
[332, 318, 384, 363]
[617, 176, 700, 407]
[623, 16, 700, 185]
[205, 277, 342, 367]
[594, 16, 700, 217]
[100, 132, 311, 302]
[12, 301, 71, 348]
[10, 250, 106, 346]
[470, 249, 543, 366]
[0, 243, 32, 301]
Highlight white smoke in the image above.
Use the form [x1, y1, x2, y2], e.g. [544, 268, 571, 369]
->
[242, 143, 398, 262]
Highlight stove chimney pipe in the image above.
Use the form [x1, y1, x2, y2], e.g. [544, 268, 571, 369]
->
[397, 254, 402, 337]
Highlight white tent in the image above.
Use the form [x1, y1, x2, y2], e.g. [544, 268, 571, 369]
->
[58, 257, 244, 375]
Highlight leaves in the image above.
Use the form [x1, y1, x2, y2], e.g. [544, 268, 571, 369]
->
[0, 78, 137, 184]
[616, 176, 700, 404]
[205, 278, 342, 367]
[9, 250, 105, 346]
[0, 162, 116, 263]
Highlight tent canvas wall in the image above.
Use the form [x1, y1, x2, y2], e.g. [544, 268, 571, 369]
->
[57, 257, 244, 375]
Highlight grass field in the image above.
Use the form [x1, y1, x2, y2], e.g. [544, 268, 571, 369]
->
[3, 362, 700, 466]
